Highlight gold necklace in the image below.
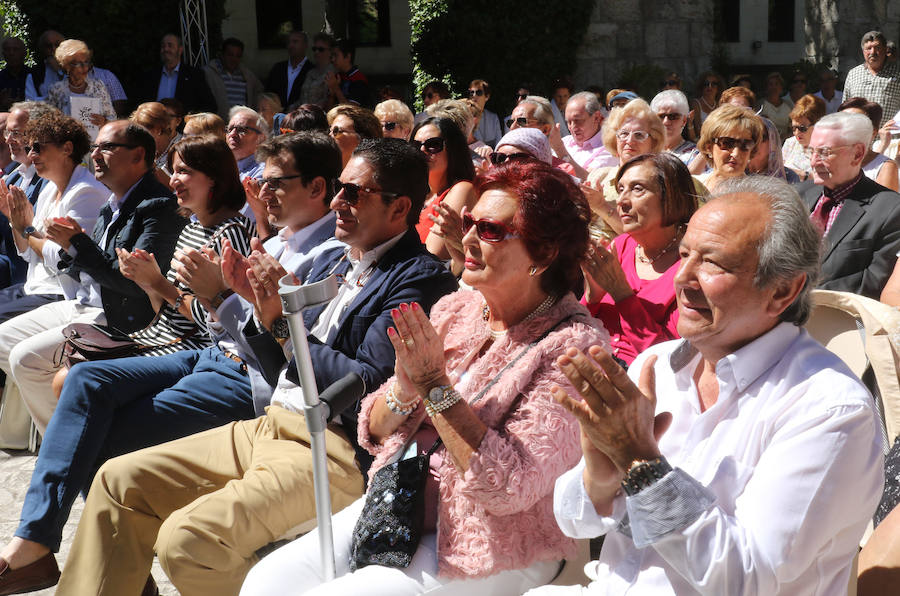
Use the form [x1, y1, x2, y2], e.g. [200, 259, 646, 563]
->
[637, 234, 680, 264]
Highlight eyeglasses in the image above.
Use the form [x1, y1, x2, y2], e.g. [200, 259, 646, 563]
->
[713, 137, 755, 152]
[311, 46, 329, 53]
[411, 137, 445, 154]
[226, 124, 262, 136]
[791, 124, 810, 133]
[807, 145, 852, 159]
[657, 113, 684, 122]
[89, 142, 138, 153]
[505, 116, 533, 128]
[468, 89, 485, 97]
[515, 93, 529, 100]
[703, 80, 719, 88]
[616, 129, 650, 142]
[333, 180, 399, 205]
[260, 174, 301, 191]
[382, 121, 398, 131]
[69, 60, 91, 69]
[3, 129, 23, 140]
[24, 141, 54, 154]
[462, 208, 519, 243]
[662, 79, 680, 87]
[330, 126, 357, 137]
[490, 151, 531, 165]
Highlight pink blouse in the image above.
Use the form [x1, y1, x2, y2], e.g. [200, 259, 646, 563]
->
[582, 233, 680, 364]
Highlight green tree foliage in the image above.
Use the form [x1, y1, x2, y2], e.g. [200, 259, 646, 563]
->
[18, 0, 226, 107]
[0, 0, 33, 67]
[409, 0, 596, 114]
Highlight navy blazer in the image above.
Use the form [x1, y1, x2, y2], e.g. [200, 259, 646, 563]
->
[247, 228, 458, 458]
[59, 172, 186, 332]
[797, 176, 900, 299]
[135, 62, 216, 115]
[0, 169, 46, 287]
[265, 58, 314, 108]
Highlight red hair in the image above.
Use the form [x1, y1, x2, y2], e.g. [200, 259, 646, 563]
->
[476, 160, 591, 295]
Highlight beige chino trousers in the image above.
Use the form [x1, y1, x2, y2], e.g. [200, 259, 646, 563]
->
[56, 406, 365, 596]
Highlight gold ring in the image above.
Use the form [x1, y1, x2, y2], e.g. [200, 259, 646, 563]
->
[404, 337, 415, 347]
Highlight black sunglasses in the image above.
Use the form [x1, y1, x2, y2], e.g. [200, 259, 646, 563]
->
[260, 174, 301, 191]
[713, 136, 755, 152]
[382, 121, 398, 131]
[490, 151, 531, 165]
[468, 88, 485, 97]
[411, 137, 445, 154]
[515, 93, 528, 100]
[505, 116, 530, 128]
[658, 113, 683, 121]
[791, 124, 810, 133]
[25, 141, 53, 154]
[333, 180, 399, 205]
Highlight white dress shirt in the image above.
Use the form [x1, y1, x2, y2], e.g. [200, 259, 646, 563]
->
[285, 57, 308, 98]
[562, 129, 618, 172]
[547, 322, 883, 595]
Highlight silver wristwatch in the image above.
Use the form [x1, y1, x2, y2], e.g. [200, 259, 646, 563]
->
[621, 456, 672, 496]
[424, 384, 460, 417]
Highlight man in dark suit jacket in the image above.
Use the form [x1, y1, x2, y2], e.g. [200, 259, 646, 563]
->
[796, 111, 900, 299]
[265, 30, 314, 109]
[0, 121, 185, 434]
[135, 34, 215, 115]
[55, 139, 458, 596]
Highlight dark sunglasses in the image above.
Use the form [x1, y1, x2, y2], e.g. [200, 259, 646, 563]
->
[713, 136, 755, 152]
[260, 174, 301, 191]
[468, 88, 485, 97]
[333, 180, 399, 205]
[490, 151, 531, 165]
[515, 93, 528, 100]
[382, 121, 398, 131]
[703, 80, 719, 88]
[658, 113, 683, 121]
[411, 137, 445, 154]
[25, 141, 53, 154]
[311, 46, 329, 53]
[462, 209, 519, 243]
[791, 124, 810, 133]
[89, 142, 138, 153]
[505, 116, 530, 128]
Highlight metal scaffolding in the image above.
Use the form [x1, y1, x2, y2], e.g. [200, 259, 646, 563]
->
[180, 0, 210, 67]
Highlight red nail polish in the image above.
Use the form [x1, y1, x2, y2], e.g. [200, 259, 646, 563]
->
[387, 327, 396, 336]
[400, 303, 409, 312]
[411, 302, 420, 311]
[391, 308, 400, 318]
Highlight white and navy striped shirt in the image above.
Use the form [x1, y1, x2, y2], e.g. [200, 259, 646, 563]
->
[129, 215, 252, 356]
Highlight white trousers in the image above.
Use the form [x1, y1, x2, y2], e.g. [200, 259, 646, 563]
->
[241, 496, 561, 596]
[0, 300, 104, 433]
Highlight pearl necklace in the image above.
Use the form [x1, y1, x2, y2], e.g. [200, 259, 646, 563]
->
[637, 234, 681, 265]
[482, 294, 557, 339]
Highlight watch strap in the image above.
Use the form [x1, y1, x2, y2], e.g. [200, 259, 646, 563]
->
[621, 456, 672, 496]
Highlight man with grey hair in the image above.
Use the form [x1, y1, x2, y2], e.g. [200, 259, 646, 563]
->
[559, 90, 616, 175]
[505, 95, 579, 175]
[531, 175, 883, 596]
[227, 105, 267, 182]
[797, 110, 900, 298]
[843, 30, 899, 127]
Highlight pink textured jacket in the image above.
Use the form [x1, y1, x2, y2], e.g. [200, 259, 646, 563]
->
[357, 290, 609, 578]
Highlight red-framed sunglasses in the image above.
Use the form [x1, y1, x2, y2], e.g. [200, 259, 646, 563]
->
[461, 208, 520, 243]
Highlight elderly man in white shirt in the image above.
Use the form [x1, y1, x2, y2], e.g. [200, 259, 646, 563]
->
[558, 91, 617, 177]
[530, 175, 884, 596]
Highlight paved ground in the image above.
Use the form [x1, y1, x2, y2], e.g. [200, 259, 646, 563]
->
[0, 447, 177, 595]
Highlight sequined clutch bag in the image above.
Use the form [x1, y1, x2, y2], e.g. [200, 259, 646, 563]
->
[349, 447, 432, 570]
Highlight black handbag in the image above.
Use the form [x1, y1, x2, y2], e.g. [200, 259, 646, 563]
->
[348, 313, 577, 571]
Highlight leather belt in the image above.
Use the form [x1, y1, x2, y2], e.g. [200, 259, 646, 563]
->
[222, 350, 247, 372]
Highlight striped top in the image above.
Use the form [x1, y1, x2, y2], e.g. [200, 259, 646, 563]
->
[129, 215, 253, 356]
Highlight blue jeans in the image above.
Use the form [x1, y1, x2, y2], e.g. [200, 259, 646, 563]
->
[15, 346, 255, 551]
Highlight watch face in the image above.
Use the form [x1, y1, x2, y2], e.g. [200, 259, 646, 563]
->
[272, 317, 290, 339]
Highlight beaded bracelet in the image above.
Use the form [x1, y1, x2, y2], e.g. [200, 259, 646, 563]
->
[424, 385, 461, 417]
[385, 383, 420, 416]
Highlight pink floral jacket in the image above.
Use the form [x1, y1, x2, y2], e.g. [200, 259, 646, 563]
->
[357, 290, 609, 578]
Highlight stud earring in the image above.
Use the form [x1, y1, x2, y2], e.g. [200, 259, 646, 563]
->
[528, 265, 537, 276]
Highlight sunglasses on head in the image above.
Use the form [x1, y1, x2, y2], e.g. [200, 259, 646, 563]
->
[490, 151, 531, 165]
[468, 88, 485, 97]
[382, 121, 398, 131]
[505, 116, 530, 128]
[713, 136, 755, 152]
[411, 137, 445, 154]
[462, 208, 519, 243]
[333, 180, 399, 206]
[658, 113, 683, 121]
